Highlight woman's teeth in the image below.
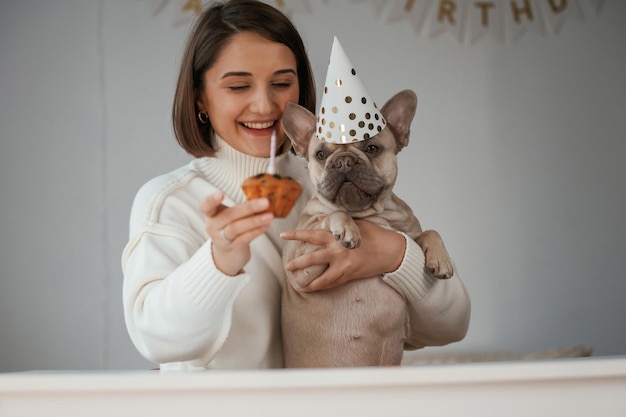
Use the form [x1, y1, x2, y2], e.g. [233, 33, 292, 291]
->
[243, 122, 275, 129]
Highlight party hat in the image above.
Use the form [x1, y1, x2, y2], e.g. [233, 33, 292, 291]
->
[316, 37, 386, 144]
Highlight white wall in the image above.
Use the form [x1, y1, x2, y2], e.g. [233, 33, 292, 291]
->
[1, 0, 624, 372]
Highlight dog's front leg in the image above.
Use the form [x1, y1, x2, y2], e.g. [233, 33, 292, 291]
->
[416, 230, 454, 279]
[321, 211, 361, 249]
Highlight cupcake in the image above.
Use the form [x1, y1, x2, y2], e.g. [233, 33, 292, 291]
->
[242, 173, 302, 218]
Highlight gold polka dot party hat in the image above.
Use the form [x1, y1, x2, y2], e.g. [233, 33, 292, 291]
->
[316, 36, 386, 144]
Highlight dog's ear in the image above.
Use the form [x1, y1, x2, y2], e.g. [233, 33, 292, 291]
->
[380, 89, 417, 152]
[281, 102, 317, 158]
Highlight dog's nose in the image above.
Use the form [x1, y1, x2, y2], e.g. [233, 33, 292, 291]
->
[334, 155, 355, 172]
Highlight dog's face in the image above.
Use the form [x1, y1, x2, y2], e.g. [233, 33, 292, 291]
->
[305, 130, 397, 211]
[282, 89, 418, 212]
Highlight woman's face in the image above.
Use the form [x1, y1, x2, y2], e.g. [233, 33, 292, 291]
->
[198, 31, 300, 157]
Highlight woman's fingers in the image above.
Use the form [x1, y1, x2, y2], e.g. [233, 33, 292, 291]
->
[224, 211, 274, 245]
[221, 198, 272, 244]
[200, 194, 273, 276]
[225, 198, 270, 222]
[280, 228, 334, 245]
[199, 191, 227, 217]
[200, 194, 270, 223]
[284, 247, 329, 272]
[299, 261, 351, 292]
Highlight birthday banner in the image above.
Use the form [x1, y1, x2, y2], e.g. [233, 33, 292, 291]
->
[386, 0, 606, 43]
[147, 0, 605, 43]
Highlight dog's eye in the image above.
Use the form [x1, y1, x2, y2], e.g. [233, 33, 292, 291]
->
[316, 150, 327, 160]
[366, 144, 380, 155]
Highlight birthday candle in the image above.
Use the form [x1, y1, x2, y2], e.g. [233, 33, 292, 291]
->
[268, 130, 277, 175]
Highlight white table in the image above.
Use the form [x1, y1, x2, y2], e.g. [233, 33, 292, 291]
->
[1, 356, 625, 416]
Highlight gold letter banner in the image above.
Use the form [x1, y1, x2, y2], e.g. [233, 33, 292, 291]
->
[146, 0, 604, 43]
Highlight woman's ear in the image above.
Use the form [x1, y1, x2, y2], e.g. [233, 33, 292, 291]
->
[195, 88, 207, 113]
[196, 98, 207, 114]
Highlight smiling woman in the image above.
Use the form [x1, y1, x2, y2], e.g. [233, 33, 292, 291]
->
[171, 0, 316, 158]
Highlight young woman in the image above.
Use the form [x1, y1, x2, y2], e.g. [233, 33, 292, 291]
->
[122, 0, 470, 371]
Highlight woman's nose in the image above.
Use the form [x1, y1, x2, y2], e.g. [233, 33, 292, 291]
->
[249, 87, 274, 115]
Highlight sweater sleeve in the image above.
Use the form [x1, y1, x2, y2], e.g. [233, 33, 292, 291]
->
[122, 226, 251, 364]
[382, 234, 471, 349]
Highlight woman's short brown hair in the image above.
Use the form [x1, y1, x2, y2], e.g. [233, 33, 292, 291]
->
[172, 0, 316, 157]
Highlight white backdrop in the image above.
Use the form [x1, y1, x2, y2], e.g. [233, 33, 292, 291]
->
[1, 0, 625, 372]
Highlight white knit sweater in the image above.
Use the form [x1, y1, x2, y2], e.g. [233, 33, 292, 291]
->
[121, 137, 470, 371]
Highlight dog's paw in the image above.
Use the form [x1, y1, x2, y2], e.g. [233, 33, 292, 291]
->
[331, 222, 361, 249]
[417, 230, 454, 279]
[424, 249, 454, 279]
[322, 212, 361, 249]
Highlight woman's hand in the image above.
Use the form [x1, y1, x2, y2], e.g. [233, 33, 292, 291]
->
[281, 219, 406, 292]
[199, 191, 274, 276]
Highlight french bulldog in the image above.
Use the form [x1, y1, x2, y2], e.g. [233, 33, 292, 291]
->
[280, 89, 454, 368]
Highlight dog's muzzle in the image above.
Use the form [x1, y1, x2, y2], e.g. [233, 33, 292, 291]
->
[320, 154, 385, 211]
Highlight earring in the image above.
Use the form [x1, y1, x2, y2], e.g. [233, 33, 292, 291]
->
[198, 111, 209, 124]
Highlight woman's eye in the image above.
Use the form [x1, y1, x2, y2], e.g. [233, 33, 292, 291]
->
[366, 144, 380, 154]
[273, 82, 293, 89]
[228, 85, 249, 91]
